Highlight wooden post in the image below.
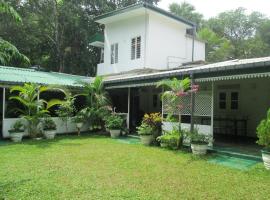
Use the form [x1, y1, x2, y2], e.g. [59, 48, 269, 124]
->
[127, 87, 131, 130]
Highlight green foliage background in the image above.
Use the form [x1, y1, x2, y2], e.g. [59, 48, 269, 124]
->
[1, 0, 270, 75]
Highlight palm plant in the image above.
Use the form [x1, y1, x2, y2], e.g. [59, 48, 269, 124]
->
[157, 77, 196, 147]
[80, 76, 111, 129]
[9, 83, 65, 137]
[0, 0, 29, 66]
[157, 77, 191, 122]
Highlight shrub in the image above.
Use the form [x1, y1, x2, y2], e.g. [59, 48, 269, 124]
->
[8, 120, 24, 133]
[137, 123, 153, 135]
[189, 129, 210, 145]
[257, 109, 270, 150]
[72, 109, 87, 124]
[157, 127, 181, 148]
[142, 113, 162, 129]
[105, 114, 124, 130]
[43, 118, 57, 131]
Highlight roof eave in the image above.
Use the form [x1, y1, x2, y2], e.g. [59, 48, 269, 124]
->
[94, 3, 196, 27]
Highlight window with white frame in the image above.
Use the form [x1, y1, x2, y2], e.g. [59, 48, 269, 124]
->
[131, 36, 141, 60]
[111, 43, 118, 64]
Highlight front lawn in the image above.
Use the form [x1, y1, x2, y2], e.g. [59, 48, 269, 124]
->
[0, 135, 270, 199]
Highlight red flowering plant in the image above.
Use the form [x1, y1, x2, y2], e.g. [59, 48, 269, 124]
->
[157, 77, 199, 147]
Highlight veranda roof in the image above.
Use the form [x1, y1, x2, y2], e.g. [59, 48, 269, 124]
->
[0, 66, 91, 88]
[104, 57, 270, 89]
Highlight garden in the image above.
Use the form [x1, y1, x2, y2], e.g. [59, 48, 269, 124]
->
[2, 76, 270, 199]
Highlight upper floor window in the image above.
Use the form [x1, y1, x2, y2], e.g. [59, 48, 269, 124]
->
[111, 43, 118, 64]
[131, 36, 141, 60]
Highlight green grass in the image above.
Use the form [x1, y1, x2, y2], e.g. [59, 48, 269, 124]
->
[0, 135, 270, 199]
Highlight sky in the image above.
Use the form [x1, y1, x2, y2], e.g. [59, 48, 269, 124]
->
[158, 0, 270, 19]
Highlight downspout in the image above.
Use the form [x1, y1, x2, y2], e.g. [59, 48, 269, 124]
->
[191, 26, 196, 62]
[144, 3, 148, 69]
[190, 26, 196, 132]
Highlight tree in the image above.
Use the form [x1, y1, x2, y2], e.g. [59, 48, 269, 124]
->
[0, 0, 29, 66]
[206, 8, 268, 58]
[157, 78, 199, 147]
[169, 2, 203, 29]
[198, 28, 233, 62]
[9, 83, 65, 137]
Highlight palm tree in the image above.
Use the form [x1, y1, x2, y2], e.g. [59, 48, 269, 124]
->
[81, 76, 110, 109]
[80, 76, 111, 129]
[0, 0, 29, 66]
[9, 83, 65, 137]
[157, 77, 192, 147]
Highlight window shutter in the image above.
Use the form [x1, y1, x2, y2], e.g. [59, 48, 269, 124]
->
[131, 38, 136, 60]
[111, 44, 114, 64]
[115, 43, 118, 63]
[136, 36, 141, 59]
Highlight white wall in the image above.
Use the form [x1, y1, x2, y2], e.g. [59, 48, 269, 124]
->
[213, 78, 270, 137]
[96, 11, 206, 75]
[146, 13, 205, 70]
[2, 117, 89, 138]
[97, 15, 147, 76]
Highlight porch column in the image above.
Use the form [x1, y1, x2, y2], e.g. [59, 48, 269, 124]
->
[161, 87, 164, 118]
[127, 87, 130, 130]
[2, 88, 5, 135]
[190, 74, 195, 132]
[211, 81, 214, 138]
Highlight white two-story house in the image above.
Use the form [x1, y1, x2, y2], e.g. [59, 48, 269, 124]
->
[90, 3, 205, 76]
[90, 3, 270, 152]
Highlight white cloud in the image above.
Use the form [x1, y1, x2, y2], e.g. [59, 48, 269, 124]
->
[158, 0, 270, 19]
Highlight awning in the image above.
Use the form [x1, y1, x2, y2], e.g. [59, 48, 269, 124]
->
[105, 72, 270, 89]
[89, 33, 104, 48]
[196, 72, 270, 82]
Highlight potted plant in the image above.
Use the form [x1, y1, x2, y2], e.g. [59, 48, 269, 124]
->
[73, 109, 87, 135]
[189, 129, 209, 155]
[105, 114, 124, 138]
[256, 109, 270, 169]
[157, 127, 181, 149]
[142, 113, 163, 145]
[42, 118, 57, 139]
[157, 134, 170, 148]
[8, 120, 25, 142]
[137, 123, 154, 145]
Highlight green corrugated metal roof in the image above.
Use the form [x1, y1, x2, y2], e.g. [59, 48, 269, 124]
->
[0, 66, 90, 87]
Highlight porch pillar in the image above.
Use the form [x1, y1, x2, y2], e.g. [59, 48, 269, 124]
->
[211, 81, 214, 138]
[127, 87, 130, 130]
[2, 88, 5, 135]
[161, 87, 164, 118]
[190, 74, 195, 132]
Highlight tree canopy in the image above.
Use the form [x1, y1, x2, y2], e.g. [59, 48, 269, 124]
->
[1, 0, 269, 74]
